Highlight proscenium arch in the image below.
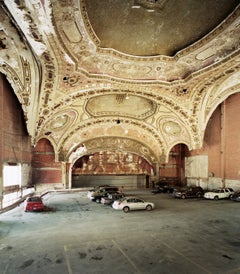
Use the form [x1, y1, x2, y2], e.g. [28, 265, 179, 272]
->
[66, 136, 159, 165]
[67, 142, 157, 189]
[59, 117, 165, 162]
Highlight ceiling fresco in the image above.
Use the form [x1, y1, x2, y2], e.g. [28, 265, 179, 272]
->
[0, 0, 240, 164]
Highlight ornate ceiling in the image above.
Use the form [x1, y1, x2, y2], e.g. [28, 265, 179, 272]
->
[0, 0, 240, 164]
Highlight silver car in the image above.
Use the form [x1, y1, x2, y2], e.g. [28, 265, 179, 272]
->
[112, 196, 155, 213]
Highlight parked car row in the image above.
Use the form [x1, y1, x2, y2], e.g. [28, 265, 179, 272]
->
[24, 186, 239, 213]
[87, 186, 155, 213]
[152, 185, 239, 201]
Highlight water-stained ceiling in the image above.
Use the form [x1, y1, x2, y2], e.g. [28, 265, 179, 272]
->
[0, 0, 240, 165]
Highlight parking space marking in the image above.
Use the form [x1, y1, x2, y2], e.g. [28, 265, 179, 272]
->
[64, 245, 73, 274]
[112, 239, 142, 274]
[150, 234, 211, 274]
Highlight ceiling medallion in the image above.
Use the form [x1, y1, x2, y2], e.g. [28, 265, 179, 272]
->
[132, 0, 167, 12]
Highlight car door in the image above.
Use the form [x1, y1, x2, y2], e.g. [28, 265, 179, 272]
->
[186, 187, 193, 197]
[218, 189, 225, 199]
[133, 198, 146, 210]
[224, 188, 231, 198]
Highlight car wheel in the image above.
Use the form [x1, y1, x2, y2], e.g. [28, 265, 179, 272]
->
[181, 194, 186, 199]
[214, 195, 219, 200]
[96, 198, 101, 203]
[196, 192, 202, 198]
[146, 205, 152, 211]
[229, 194, 232, 199]
[123, 206, 130, 213]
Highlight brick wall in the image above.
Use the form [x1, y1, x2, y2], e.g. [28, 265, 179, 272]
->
[31, 138, 63, 191]
[188, 93, 240, 188]
[0, 73, 32, 207]
[0, 74, 32, 164]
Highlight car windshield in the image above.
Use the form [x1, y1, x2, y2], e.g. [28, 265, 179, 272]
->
[29, 197, 42, 202]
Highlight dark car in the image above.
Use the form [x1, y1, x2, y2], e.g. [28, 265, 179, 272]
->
[152, 184, 174, 194]
[87, 185, 110, 198]
[92, 190, 119, 203]
[231, 191, 240, 202]
[173, 186, 204, 199]
[88, 186, 119, 200]
[101, 192, 126, 205]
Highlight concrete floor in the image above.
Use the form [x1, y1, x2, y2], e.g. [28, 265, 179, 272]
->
[0, 190, 240, 274]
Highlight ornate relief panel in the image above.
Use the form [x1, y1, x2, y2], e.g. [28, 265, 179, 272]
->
[86, 94, 157, 119]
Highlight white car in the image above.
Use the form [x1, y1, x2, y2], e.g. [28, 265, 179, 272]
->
[112, 196, 155, 213]
[204, 188, 234, 200]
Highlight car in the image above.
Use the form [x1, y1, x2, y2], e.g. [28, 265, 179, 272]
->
[92, 190, 120, 203]
[231, 191, 240, 202]
[87, 185, 110, 199]
[101, 192, 126, 205]
[24, 196, 45, 212]
[152, 184, 174, 194]
[204, 187, 234, 200]
[173, 186, 204, 199]
[88, 186, 119, 200]
[112, 196, 155, 213]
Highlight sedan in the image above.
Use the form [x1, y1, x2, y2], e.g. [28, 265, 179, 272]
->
[230, 191, 240, 202]
[24, 196, 45, 212]
[112, 196, 155, 213]
[204, 187, 234, 200]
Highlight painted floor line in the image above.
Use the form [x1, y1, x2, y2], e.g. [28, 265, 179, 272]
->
[112, 239, 142, 274]
[64, 245, 73, 274]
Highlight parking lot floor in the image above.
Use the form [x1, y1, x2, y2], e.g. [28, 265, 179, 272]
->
[0, 189, 240, 274]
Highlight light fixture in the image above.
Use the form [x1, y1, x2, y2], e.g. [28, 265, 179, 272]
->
[63, 76, 69, 82]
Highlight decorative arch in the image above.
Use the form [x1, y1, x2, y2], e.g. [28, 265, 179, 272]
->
[66, 136, 159, 165]
[200, 71, 240, 136]
[58, 117, 165, 162]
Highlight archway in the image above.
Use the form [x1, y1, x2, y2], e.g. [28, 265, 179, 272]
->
[71, 151, 154, 189]
[158, 143, 189, 187]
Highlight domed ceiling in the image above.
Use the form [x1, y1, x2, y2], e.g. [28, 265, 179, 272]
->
[85, 0, 239, 56]
[0, 0, 240, 165]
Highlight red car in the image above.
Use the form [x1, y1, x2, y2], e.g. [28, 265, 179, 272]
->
[24, 196, 45, 212]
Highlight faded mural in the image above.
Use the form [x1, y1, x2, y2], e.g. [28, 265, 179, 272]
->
[72, 151, 153, 175]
